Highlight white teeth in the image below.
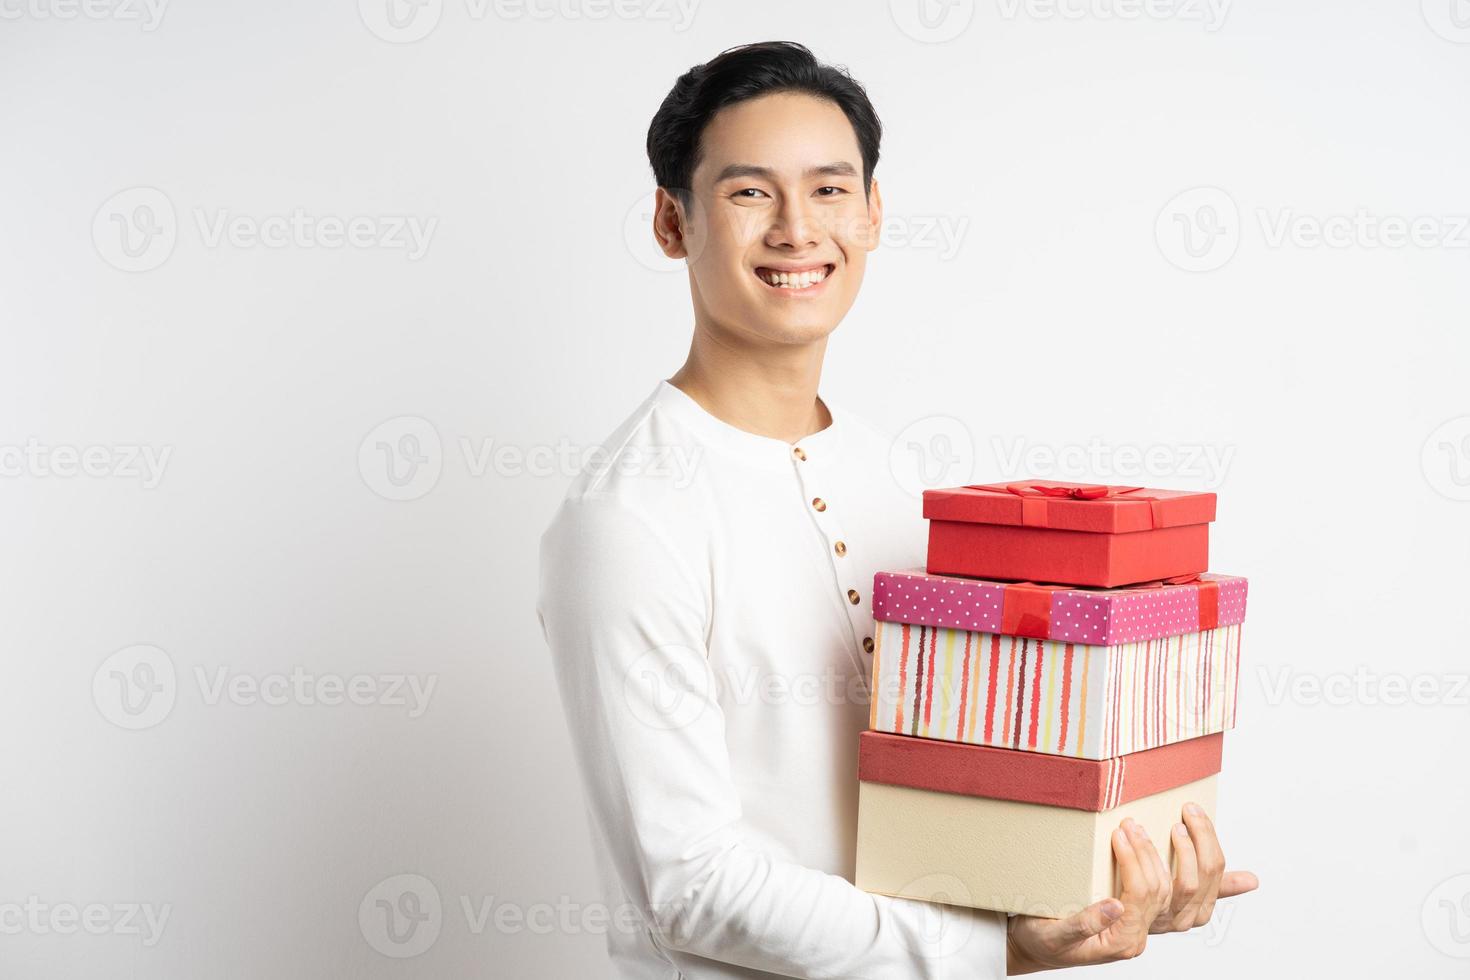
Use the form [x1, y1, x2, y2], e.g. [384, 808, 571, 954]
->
[759, 266, 830, 289]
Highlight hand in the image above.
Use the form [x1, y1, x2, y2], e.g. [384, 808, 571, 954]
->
[1005, 818, 1172, 974]
[1148, 801, 1259, 935]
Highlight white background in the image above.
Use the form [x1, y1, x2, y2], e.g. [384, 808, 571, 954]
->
[3, 0, 1469, 976]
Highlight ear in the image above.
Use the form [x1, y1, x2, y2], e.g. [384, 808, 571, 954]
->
[864, 178, 884, 253]
[652, 187, 689, 260]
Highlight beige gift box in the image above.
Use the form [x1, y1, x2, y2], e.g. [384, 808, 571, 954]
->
[854, 731, 1222, 917]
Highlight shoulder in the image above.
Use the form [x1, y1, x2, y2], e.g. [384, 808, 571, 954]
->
[538, 386, 711, 601]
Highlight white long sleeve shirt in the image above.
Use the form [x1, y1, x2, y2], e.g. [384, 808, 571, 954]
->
[537, 379, 1007, 979]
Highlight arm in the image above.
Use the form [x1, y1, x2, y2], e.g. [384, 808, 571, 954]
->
[538, 494, 1006, 979]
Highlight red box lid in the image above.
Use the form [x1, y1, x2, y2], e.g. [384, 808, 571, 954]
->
[923, 481, 1216, 534]
[858, 730, 1223, 811]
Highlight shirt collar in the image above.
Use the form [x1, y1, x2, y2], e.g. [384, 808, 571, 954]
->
[653, 379, 844, 470]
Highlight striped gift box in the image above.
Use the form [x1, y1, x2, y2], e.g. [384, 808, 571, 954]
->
[868, 619, 1242, 760]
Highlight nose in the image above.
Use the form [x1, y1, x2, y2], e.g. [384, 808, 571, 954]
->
[765, 194, 821, 251]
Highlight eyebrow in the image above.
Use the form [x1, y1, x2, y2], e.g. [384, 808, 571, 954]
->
[711, 161, 860, 184]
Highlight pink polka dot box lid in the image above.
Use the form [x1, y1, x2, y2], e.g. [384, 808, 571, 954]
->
[871, 568, 1247, 646]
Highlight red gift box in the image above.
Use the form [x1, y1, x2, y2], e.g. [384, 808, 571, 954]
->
[924, 481, 1217, 588]
[858, 730, 1223, 811]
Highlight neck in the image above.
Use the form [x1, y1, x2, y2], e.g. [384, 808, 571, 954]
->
[667, 323, 832, 445]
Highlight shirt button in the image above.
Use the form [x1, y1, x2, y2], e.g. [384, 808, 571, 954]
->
[847, 589, 860, 605]
[863, 636, 874, 654]
[792, 446, 807, 461]
[834, 540, 847, 557]
[812, 497, 827, 512]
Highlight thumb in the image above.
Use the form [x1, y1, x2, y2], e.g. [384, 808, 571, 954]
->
[1054, 898, 1125, 946]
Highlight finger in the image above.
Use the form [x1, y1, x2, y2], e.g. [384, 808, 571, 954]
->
[1122, 819, 1162, 896]
[1054, 898, 1126, 947]
[1112, 823, 1144, 891]
[1218, 870, 1260, 899]
[1182, 803, 1225, 923]
[1159, 821, 1201, 933]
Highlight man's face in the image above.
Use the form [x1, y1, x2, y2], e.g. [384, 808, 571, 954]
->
[658, 91, 883, 346]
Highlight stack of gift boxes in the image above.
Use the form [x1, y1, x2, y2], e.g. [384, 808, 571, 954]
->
[854, 481, 1247, 918]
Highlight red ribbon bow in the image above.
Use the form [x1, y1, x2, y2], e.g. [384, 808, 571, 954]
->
[964, 482, 1168, 528]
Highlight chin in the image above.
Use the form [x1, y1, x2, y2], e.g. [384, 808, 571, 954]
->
[755, 315, 840, 346]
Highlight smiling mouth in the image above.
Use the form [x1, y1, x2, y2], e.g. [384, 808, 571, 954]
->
[754, 263, 835, 290]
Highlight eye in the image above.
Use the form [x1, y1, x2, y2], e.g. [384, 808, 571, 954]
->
[815, 186, 847, 197]
[731, 188, 769, 200]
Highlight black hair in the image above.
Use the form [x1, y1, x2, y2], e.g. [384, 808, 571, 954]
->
[646, 41, 882, 207]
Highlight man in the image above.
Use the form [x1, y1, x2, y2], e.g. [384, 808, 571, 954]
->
[537, 40, 1256, 979]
